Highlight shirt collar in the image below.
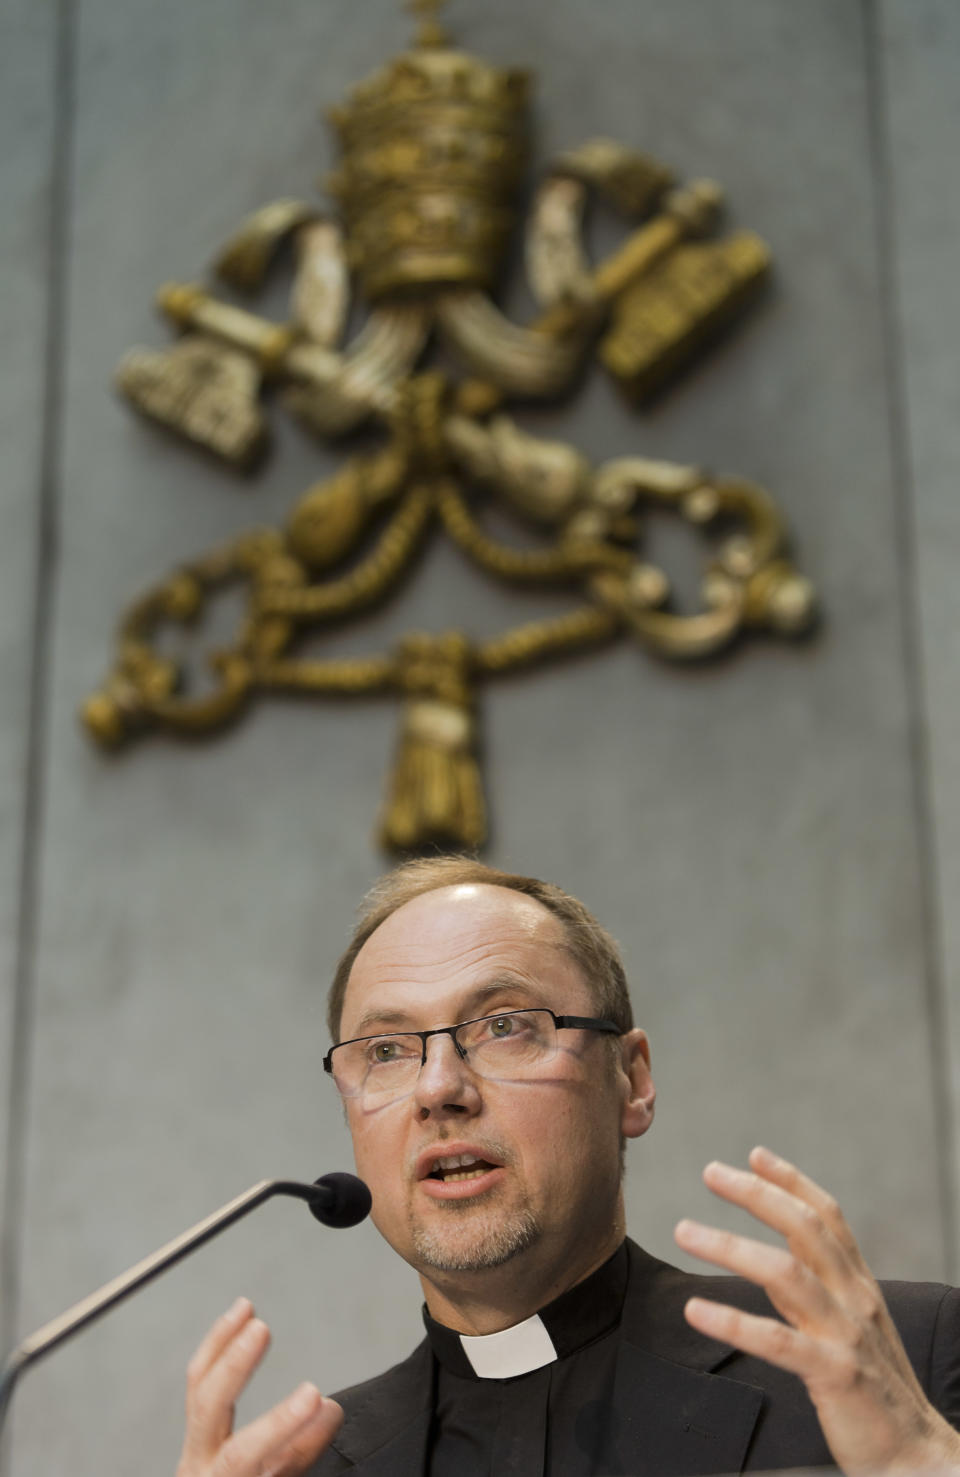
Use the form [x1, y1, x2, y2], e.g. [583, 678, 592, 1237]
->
[422, 1240, 629, 1380]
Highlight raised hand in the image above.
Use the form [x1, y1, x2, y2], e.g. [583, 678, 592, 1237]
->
[674, 1146, 960, 1475]
[175, 1297, 343, 1477]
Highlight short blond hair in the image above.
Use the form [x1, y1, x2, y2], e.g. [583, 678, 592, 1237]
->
[327, 857, 633, 1041]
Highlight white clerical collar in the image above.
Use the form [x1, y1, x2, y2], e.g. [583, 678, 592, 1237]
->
[422, 1241, 629, 1381]
[458, 1313, 558, 1379]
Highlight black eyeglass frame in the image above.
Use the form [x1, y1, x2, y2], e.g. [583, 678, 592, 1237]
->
[323, 1008, 621, 1088]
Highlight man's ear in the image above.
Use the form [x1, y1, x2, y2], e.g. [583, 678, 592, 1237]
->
[619, 1029, 655, 1139]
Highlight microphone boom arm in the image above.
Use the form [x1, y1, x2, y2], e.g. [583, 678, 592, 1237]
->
[0, 1174, 365, 1439]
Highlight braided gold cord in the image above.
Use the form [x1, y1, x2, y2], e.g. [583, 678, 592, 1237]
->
[436, 482, 632, 582]
[256, 654, 395, 694]
[118, 529, 286, 645]
[475, 604, 620, 675]
[187, 528, 286, 582]
[258, 602, 620, 696]
[256, 484, 434, 620]
[257, 603, 622, 694]
[119, 591, 182, 641]
[139, 655, 255, 730]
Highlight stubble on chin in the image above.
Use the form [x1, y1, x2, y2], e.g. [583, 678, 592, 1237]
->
[408, 1194, 541, 1273]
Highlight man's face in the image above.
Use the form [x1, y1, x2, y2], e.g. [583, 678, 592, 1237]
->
[338, 883, 651, 1294]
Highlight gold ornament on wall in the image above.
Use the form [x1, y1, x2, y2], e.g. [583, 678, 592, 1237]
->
[83, 0, 816, 852]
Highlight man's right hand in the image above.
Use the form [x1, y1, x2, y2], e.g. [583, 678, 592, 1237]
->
[175, 1297, 343, 1477]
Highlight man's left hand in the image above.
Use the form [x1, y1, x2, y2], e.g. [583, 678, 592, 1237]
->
[674, 1146, 960, 1475]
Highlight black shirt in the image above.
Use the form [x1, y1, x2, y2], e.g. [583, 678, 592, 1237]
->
[424, 1242, 631, 1476]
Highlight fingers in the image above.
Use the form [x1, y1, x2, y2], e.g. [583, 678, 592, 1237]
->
[183, 1306, 272, 1462]
[675, 1151, 960, 1474]
[178, 1302, 344, 1477]
[674, 1147, 889, 1338]
[674, 1149, 914, 1373]
[690, 1148, 870, 1293]
[220, 1388, 344, 1477]
[187, 1297, 255, 1385]
[747, 1146, 865, 1265]
[268, 1398, 345, 1477]
[683, 1296, 840, 1382]
[674, 1218, 843, 1332]
[697, 1158, 855, 1293]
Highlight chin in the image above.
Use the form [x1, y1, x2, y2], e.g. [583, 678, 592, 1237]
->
[409, 1203, 541, 1274]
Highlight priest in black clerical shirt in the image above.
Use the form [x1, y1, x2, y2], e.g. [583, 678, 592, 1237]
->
[174, 861, 960, 1477]
[424, 1240, 632, 1474]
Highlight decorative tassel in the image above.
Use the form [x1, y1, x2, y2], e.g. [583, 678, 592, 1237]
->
[380, 632, 486, 852]
[115, 334, 266, 468]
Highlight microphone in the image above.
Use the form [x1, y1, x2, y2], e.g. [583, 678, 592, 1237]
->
[0, 1171, 370, 1437]
[308, 1171, 372, 1228]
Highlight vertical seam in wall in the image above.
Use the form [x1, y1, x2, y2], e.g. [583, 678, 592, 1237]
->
[0, 0, 77, 1362]
[862, 0, 958, 1280]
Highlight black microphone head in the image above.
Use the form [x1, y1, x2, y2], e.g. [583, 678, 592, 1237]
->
[309, 1172, 371, 1229]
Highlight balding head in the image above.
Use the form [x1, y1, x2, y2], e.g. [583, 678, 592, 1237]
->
[327, 857, 633, 1043]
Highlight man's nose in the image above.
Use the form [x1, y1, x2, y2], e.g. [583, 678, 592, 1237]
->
[413, 1031, 482, 1119]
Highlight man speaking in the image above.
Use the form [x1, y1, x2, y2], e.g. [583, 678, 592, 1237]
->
[174, 860, 960, 1476]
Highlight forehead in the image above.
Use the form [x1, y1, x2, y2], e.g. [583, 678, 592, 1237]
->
[341, 883, 585, 1033]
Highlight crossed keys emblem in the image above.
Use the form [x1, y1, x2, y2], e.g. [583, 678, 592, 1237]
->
[83, 0, 816, 852]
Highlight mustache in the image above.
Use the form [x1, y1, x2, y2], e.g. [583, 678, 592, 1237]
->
[409, 1134, 514, 1176]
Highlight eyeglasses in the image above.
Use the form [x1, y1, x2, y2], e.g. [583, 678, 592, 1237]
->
[323, 1008, 620, 1105]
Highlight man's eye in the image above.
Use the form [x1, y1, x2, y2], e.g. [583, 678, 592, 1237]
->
[488, 1015, 516, 1038]
[370, 1040, 400, 1063]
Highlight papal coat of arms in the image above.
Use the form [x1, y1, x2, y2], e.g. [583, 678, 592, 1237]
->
[82, 0, 816, 852]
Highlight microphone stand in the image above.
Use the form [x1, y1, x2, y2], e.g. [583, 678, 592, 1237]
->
[0, 1175, 363, 1441]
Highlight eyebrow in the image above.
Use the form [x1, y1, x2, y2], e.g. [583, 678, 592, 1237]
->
[347, 975, 548, 1038]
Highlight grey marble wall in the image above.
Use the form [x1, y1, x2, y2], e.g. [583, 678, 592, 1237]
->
[1, 1, 957, 1471]
[0, 0, 61, 1360]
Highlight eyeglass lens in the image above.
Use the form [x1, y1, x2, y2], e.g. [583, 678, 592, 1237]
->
[331, 1009, 559, 1101]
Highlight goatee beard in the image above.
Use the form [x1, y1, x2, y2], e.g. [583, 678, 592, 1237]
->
[410, 1204, 541, 1273]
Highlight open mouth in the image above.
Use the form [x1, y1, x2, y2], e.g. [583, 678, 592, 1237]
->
[427, 1153, 498, 1184]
